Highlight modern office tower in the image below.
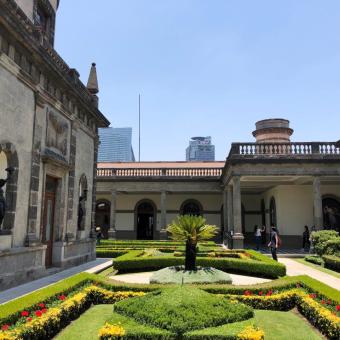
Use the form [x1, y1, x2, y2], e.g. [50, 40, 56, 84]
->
[186, 136, 215, 161]
[98, 127, 135, 162]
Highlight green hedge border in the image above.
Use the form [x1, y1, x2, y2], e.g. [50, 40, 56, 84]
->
[322, 255, 340, 272]
[111, 249, 286, 279]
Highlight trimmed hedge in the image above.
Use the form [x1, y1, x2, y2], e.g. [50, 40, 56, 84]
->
[114, 287, 253, 336]
[96, 249, 128, 258]
[305, 255, 323, 266]
[112, 249, 286, 279]
[311, 230, 339, 256]
[323, 255, 340, 272]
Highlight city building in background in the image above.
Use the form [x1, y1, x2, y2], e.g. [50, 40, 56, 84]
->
[98, 128, 135, 162]
[186, 136, 215, 161]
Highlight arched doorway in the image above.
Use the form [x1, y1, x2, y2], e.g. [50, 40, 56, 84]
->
[323, 197, 340, 231]
[180, 199, 203, 216]
[95, 200, 110, 239]
[269, 197, 277, 226]
[135, 200, 155, 240]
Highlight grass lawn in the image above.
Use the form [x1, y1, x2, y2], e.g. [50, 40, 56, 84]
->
[55, 305, 113, 340]
[295, 258, 340, 279]
[54, 305, 324, 340]
[254, 310, 323, 340]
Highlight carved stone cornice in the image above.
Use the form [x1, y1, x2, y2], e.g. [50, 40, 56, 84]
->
[0, 0, 110, 128]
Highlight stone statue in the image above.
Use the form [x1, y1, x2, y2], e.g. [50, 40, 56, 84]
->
[0, 167, 14, 228]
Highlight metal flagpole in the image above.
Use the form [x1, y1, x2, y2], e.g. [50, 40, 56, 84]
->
[138, 94, 141, 162]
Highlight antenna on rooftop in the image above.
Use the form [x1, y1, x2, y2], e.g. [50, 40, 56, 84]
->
[138, 93, 141, 162]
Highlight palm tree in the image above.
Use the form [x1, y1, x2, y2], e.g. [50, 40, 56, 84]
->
[167, 215, 218, 271]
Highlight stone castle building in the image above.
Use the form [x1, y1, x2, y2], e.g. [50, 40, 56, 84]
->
[0, 0, 109, 289]
[96, 119, 340, 248]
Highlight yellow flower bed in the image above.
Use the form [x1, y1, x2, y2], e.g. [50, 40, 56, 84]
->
[85, 286, 145, 303]
[297, 292, 340, 339]
[0, 286, 144, 340]
[227, 289, 340, 339]
[227, 289, 298, 311]
[238, 325, 265, 340]
[98, 322, 126, 339]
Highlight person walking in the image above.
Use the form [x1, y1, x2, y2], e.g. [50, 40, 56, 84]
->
[254, 225, 262, 250]
[302, 225, 310, 252]
[268, 226, 279, 261]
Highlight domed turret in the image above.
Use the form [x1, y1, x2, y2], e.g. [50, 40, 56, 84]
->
[252, 119, 293, 143]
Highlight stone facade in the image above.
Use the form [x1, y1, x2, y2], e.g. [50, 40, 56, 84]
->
[96, 125, 340, 250]
[0, 0, 109, 290]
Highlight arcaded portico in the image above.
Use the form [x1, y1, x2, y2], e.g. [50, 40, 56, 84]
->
[96, 119, 340, 248]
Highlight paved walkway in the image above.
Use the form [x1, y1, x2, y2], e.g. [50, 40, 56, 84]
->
[279, 258, 340, 290]
[0, 258, 112, 305]
[111, 272, 271, 285]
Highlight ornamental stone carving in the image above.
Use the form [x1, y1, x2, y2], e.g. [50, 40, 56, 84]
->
[46, 109, 69, 158]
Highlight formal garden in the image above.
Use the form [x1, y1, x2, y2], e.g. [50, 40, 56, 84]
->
[0, 217, 339, 339]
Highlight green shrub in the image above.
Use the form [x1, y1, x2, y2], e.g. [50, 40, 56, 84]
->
[311, 230, 339, 256]
[305, 255, 323, 266]
[112, 250, 285, 278]
[114, 286, 253, 336]
[96, 249, 128, 258]
[323, 238, 340, 256]
[322, 255, 340, 272]
[196, 257, 286, 279]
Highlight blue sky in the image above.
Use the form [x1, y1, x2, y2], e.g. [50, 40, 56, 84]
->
[55, 0, 340, 161]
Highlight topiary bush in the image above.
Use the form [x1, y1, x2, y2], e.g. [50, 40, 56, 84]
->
[311, 230, 339, 256]
[113, 286, 253, 336]
[322, 238, 340, 256]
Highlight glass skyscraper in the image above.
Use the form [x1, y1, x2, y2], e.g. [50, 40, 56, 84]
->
[98, 127, 135, 162]
[186, 136, 215, 161]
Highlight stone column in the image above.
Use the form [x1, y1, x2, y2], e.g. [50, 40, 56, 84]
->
[159, 190, 167, 240]
[222, 188, 228, 243]
[313, 177, 323, 228]
[108, 190, 117, 239]
[227, 185, 233, 232]
[232, 176, 244, 248]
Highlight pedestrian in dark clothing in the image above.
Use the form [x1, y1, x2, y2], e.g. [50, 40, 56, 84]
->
[268, 226, 279, 261]
[302, 225, 310, 251]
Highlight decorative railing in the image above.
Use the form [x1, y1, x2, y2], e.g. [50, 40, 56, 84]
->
[228, 142, 340, 157]
[97, 167, 223, 178]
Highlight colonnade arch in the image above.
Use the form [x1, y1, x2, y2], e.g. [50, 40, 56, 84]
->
[134, 199, 156, 240]
[95, 199, 110, 239]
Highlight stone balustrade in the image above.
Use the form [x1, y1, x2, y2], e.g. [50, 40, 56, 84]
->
[97, 167, 223, 178]
[228, 142, 340, 157]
